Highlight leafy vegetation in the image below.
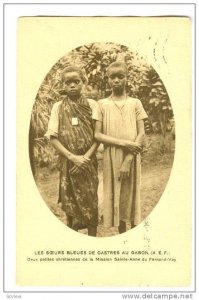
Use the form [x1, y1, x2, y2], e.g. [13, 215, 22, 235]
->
[29, 42, 174, 176]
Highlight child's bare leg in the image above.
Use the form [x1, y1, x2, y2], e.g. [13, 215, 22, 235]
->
[131, 221, 136, 229]
[88, 225, 97, 237]
[118, 220, 126, 234]
[66, 215, 78, 231]
[66, 215, 73, 228]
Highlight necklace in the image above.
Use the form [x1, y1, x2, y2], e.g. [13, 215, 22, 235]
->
[110, 94, 128, 119]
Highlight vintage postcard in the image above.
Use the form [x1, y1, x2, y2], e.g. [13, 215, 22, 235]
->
[16, 16, 193, 289]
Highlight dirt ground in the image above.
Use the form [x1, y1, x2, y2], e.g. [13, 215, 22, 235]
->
[36, 134, 175, 237]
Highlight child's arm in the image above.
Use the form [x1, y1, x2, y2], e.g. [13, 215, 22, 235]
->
[50, 137, 90, 168]
[119, 119, 145, 181]
[135, 119, 145, 145]
[94, 120, 142, 154]
[70, 141, 100, 175]
[118, 153, 134, 181]
[84, 142, 100, 159]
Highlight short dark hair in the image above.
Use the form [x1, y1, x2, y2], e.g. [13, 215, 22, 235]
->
[61, 65, 86, 82]
[107, 61, 128, 76]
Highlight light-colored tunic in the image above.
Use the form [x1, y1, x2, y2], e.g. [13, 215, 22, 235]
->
[97, 96, 148, 227]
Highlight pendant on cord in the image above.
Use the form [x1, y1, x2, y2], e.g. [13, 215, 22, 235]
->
[72, 117, 79, 126]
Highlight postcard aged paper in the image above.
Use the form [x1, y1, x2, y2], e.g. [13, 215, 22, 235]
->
[16, 16, 192, 287]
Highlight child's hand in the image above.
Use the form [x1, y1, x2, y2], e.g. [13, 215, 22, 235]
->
[124, 141, 142, 154]
[71, 155, 90, 168]
[118, 159, 132, 181]
[70, 155, 91, 175]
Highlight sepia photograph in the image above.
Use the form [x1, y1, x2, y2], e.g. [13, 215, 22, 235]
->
[29, 42, 175, 237]
[10, 10, 194, 290]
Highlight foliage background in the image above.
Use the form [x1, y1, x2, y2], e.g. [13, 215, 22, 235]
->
[29, 42, 175, 176]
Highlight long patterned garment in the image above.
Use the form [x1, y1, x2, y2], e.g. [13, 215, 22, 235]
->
[58, 96, 98, 227]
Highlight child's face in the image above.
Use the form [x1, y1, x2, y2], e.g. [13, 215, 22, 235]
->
[108, 66, 127, 95]
[62, 72, 83, 99]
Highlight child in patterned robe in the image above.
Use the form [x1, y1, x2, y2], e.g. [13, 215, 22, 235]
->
[45, 66, 100, 236]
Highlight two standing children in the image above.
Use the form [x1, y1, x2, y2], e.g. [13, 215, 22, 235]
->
[46, 62, 147, 236]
